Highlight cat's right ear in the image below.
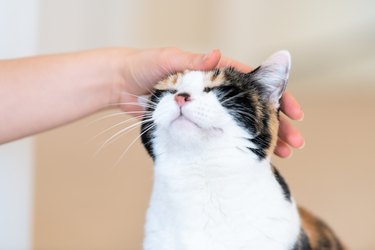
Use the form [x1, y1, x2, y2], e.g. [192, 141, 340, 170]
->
[249, 50, 291, 108]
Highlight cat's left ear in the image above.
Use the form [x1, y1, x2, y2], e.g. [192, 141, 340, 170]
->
[249, 50, 291, 108]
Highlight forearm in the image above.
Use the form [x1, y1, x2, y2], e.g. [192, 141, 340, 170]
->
[0, 49, 124, 143]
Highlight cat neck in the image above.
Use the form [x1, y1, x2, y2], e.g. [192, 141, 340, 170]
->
[147, 139, 300, 250]
[152, 137, 274, 194]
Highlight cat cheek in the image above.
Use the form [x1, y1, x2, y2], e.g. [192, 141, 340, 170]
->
[152, 99, 178, 126]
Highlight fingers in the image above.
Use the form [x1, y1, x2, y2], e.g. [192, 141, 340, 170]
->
[118, 95, 144, 114]
[274, 140, 292, 158]
[278, 114, 304, 148]
[275, 113, 305, 158]
[161, 47, 253, 73]
[195, 49, 222, 70]
[158, 47, 254, 77]
[280, 92, 304, 121]
[274, 92, 305, 158]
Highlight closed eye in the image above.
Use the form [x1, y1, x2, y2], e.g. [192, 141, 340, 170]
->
[203, 87, 212, 93]
[168, 89, 177, 94]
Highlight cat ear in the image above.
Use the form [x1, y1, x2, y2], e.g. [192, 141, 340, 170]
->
[249, 50, 291, 108]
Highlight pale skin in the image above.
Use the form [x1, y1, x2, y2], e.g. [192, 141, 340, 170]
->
[0, 47, 304, 157]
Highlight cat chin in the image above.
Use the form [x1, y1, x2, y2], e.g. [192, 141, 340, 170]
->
[171, 116, 202, 130]
[165, 118, 224, 146]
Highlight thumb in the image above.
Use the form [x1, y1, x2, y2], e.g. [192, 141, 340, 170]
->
[166, 48, 222, 72]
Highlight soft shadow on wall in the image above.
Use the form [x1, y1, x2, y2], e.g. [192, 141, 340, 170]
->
[34, 0, 375, 249]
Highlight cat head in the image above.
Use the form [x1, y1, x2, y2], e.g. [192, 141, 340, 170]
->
[140, 51, 291, 161]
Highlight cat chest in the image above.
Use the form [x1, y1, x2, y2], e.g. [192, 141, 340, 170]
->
[145, 194, 299, 250]
[145, 162, 300, 250]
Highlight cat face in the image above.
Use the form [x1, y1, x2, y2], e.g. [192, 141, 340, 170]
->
[141, 51, 291, 160]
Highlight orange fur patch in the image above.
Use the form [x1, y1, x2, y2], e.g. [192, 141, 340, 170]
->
[266, 108, 279, 156]
[299, 207, 346, 250]
[154, 74, 181, 90]
[205, 69, 225, 88]
[154, 70, 227, 91]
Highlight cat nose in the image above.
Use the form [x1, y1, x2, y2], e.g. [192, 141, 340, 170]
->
[174, 92, 191, 107]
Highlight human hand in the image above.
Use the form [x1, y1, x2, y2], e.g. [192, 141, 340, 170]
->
[276, 93, 305, 158]
[114, 47, 222, 112]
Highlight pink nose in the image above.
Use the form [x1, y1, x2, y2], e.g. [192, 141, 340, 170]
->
[174, 93, 191, 107]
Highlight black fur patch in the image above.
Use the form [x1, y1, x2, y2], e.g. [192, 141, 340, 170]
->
[314, 219, 345, 250]
[272, 166, 291, 201]
[212, 68, 274, 160]
[140, 90, 167, 160]
[292, 229, 311, 250]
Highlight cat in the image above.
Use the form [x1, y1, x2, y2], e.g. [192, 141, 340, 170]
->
[140, 51, 345, 250]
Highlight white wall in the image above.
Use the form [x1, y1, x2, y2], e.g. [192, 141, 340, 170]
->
[0, 0, 39, 249]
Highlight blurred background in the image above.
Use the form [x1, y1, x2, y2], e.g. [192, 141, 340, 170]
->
[0, 0, 374, 249]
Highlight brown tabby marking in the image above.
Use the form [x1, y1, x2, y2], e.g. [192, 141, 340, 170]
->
[266, 107, 279, 156]
[155, 73, 180, 89]
[206, 69, 225, 88]
[211, 68, 221, 81]
[155, 70, 226, 91]
[299, 207, 346, 250]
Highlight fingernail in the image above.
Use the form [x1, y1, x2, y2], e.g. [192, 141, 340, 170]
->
[297, 110, 304, 121]
[298, 139, 306, 149]
[285, 150, 293, 159]
[204, 49, 220, 62]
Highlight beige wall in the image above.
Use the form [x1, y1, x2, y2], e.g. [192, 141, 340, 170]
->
[33, 1, 375, 249]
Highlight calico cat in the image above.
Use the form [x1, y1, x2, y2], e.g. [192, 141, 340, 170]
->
[140, 51, 345, 250]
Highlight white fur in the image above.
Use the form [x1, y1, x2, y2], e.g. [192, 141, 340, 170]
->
[144, 68, 300, 250]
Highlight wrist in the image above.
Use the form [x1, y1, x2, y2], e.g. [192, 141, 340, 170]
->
[99, 47, 139, 109]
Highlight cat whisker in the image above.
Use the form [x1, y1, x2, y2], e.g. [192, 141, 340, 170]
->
[94, 118, 154, 156]
[107, 102, 156, 110]
[107, 109, 177, 166]
[88, 114, 146, 143]
[112, 122, 157, 167]
[85, 111, 149, 127]
[159, 63, 175, 78]
[93, 110, 165, 158]
[127, 63, 154, 96]
[220, 91, 249, 105]
[124, 92, 159, 106]
[233, 109, 258, 121]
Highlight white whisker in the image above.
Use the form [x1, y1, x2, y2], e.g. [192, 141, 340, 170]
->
[220, 91, 248, 105]
[89, 115, 145, 142]
[94, 118, 154, 155]
[107, 102, 156, 110]
[112, 122, 157, 167]
[85, 111, 147, 126]
[234, 110, 257, 120]
[123, 92, 159, 106]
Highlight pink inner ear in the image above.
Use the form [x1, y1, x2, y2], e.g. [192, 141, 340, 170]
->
[255, 50, 291, 108]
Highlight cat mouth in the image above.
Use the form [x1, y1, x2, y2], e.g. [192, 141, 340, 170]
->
[171, 115, 202, 129]
[170, 114, 223, 134]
